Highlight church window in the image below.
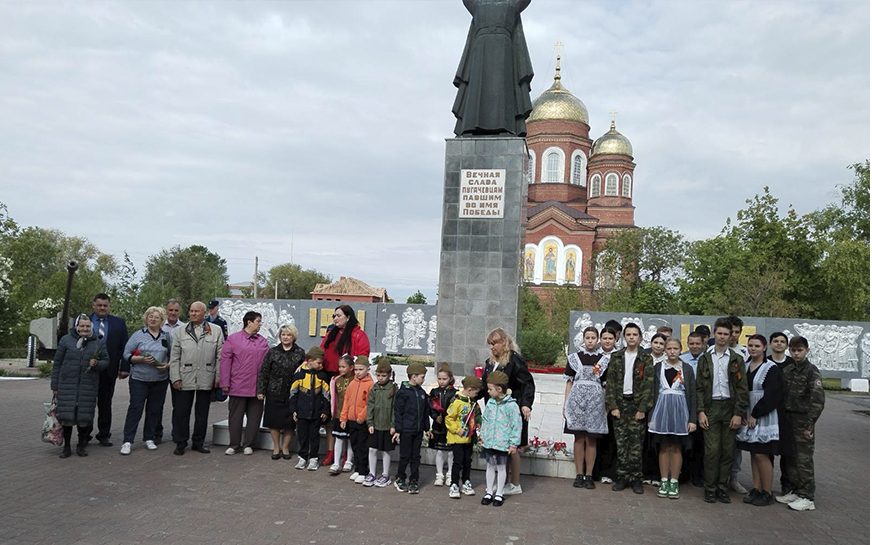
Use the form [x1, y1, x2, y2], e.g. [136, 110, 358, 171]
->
[605, 173, 619, 196]
[546, 152, 561, 182]
[527, 151, 536, 184]
[622, 174, 632, 198]
[589, 174, 601, 198]
[570, 151, 587, 185]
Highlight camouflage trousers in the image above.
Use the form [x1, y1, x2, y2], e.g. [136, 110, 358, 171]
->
[703, 399, 737, 493]
[613, 396, 646, 479]
[784, 421, 815, 500]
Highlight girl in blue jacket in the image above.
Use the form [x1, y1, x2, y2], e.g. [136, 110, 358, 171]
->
[479, 371, 522, 507]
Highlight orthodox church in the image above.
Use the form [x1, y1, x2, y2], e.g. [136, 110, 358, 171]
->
[524, 55, 637, 291]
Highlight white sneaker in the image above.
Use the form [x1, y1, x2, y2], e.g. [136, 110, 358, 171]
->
[445, 476, 452, 487]
[788, 497, 816, 511]
[448, 483, 461, 499]
[729, 477, 748, 494]
[502, 483, 523, 496]
[295, 457, 307, 469]
[225, 447, 236, 456]
[243, 447, 253, 455]
[434, 474, 445, 487]
[120, 442, 131, 455]
[354, 474, 366, 484]
[776, 492, 799, 504]
[461, 480, 475, 496]
[328, 463, 341, 475]
[349, 471, 360, 481]
[307, 458, 319, 471]
[343, 461, 354, 472]
[601, 476, 613, 484]
[144, 440, 157, 451]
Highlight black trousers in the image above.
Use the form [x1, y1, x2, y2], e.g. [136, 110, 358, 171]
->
[62, 425, 89, 446]
[83, 369, 118, 441]
[172, 389, 211, 447]
[348, 422, 370, 475]
[397, 431, 423, 482]
[123, 379, 168, 443]
[297, 418, 322, 459]
[451, 443, 473, 484]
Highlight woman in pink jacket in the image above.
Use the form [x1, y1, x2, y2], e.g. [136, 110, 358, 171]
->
[219, 311, 269, 455]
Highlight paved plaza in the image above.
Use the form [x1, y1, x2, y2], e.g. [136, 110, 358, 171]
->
[0, 377, 868, 545]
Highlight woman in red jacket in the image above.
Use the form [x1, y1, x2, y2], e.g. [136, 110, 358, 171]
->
[320, 304, 370, 464]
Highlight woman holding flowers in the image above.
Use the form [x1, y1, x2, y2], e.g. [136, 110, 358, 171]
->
[51, 314, 109, 458]
[120, 306, 172, 455]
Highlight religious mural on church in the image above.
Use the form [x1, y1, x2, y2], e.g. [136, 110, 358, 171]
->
[542, 242, 558, 282]
[524, 249, 535, 282]
[564, 249, 577, 284]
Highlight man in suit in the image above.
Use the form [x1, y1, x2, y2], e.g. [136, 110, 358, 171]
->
[86, 293, 128, 446]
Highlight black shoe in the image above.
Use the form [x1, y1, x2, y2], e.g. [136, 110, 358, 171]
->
[76, 444, 88, 457]
[192, 444, 211, 454]
[174, 444, 186, 455]
[743, 488, 760, 504]
[751, 491, 774, 507]
[612, 478, 629, 492]
[704, 490, 716, 503]
[408, 481, 419, 494]
[481, 494, 493, 505]
[282, 452, 293, 460]
[715, 489, 731, 504]
[395, 479, 408, 492]
[583, 475, 596, 490]
[271, 453, 281, 460]
[573, 474, 585, 488]
[631, 479, 644, 494]
[59, 447, 72, 459]
[492, 495, 504, 507]
[98, 439, 113, 447]
[153, 437, 163, 445]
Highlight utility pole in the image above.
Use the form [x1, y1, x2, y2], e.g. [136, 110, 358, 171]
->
[253, 256, 258, 299]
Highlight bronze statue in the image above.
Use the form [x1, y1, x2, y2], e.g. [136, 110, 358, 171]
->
[452, 0, 534, 138]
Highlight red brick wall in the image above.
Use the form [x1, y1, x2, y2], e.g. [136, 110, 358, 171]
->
[311, 294, 381, 303]
[527, 183, 588, 206]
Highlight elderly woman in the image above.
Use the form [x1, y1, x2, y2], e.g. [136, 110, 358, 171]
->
[51, 314, 109, 458]
[257, 324, 306, 460]
[120, 306, 172, 455]
[479, 327, 536, 496]
[220, 311, 270, 455]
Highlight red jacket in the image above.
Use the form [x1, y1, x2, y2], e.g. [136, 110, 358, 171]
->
[320, 325, 370, 373]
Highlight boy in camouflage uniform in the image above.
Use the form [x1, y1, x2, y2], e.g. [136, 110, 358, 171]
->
[696, 318, 749, 504]
[604, 323, 654, 494]
[776, 336, 825, 511]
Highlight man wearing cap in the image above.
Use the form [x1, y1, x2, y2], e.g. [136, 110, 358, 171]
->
[206, 300, 229, 339]
[169, 301, 224, 455]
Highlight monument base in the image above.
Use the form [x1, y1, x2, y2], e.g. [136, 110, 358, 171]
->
[435, 137, 527, 377]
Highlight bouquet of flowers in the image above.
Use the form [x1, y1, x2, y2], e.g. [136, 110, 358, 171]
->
[132, 349, 159, 365]
[527, 435, 571, 457]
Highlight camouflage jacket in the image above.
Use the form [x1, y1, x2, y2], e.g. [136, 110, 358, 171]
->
[695, 347, 749, 418]
[604, 348, 655, 413]
[782, 358, 825, 433]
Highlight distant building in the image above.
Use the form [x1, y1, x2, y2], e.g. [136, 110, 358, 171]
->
[311, 276, 389, 303]
[227, 281, 252, 299]
[524, 55, 637, 292]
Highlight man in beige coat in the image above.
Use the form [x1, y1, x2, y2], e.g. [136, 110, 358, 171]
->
[170, 301, 224, 455]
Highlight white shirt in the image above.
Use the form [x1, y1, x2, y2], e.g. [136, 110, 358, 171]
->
[710, 346, 732, 400]
[730, 344, 749, 361]
[623, 350, 638, 395]
[162, 320, 186, 334]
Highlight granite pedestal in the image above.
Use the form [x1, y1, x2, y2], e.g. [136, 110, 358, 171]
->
[435, 137, 527, 376]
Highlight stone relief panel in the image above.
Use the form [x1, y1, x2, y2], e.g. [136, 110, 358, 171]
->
[794, 323, 863, 373]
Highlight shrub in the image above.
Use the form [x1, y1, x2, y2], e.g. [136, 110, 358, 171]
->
[37, 360, 52, 379]
[519, 326, 564, 366]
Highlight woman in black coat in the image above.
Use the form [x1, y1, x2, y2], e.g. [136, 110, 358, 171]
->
[256, 324, 306, 460]
[50, 314, 109, 458]
[479, 327, 535, 496]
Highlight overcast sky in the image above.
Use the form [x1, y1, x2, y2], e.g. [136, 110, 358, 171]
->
[1, 1, 868, 302]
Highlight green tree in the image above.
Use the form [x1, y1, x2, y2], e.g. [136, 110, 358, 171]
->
[110, 251, 145, 329]
[406, 290, 427, 304]
[259, 263, 331, 300]
[139, 245, 230, 308]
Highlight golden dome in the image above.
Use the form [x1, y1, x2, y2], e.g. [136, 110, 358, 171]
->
[592, 120, 633, 157]
[527, 60, 589, 125]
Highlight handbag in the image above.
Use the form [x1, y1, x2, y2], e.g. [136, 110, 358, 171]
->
[42, 397, 63, 446]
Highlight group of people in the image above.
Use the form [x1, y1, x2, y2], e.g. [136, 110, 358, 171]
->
[562, 316, 825, 512]
[49, 297, 824, 511]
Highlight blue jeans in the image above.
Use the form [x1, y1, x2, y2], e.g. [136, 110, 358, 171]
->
[123, 379, 168, 443]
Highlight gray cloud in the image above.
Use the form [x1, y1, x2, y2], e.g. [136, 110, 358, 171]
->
[0, 1, 868, 302]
